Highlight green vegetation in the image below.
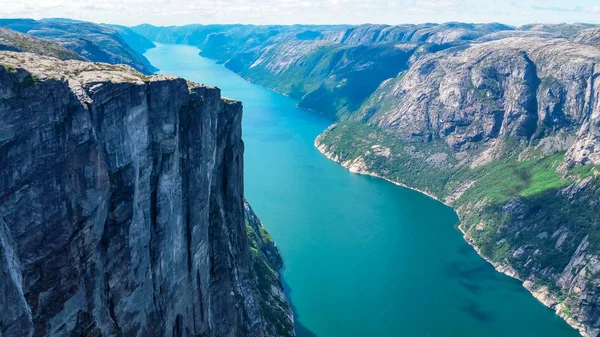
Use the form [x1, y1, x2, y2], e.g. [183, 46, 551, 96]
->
[318, 122, 455, 195]
[2, 64, 18, 73]
[569, 163, 600, 179]
[245, 211, 293, 337]
[318, 121, 600, 289]
[234, 43, 416, 119]
[16, 74, 40, 88]
[455, 153, 569, 203]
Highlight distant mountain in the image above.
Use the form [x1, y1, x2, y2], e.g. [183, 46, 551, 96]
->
[0, 27, 86, 61]
[520, 23, 599, 38]
[106, 24, 156, 54]
[0, 18, 156, 74]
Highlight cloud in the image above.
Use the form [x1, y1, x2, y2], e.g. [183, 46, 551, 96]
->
[1, 0, 599, 26]
[532, 5, 584, 12]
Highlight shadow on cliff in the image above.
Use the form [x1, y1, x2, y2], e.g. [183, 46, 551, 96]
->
[282, 276, 319, 337]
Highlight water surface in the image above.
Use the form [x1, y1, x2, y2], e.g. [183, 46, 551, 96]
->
[145, 43, 578, 337]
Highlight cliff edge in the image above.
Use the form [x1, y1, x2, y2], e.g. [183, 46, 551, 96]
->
[0, 51, 294, 337]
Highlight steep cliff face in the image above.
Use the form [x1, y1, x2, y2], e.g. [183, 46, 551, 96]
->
[0, 52, 294, 337]
[358, 37, 600, 168]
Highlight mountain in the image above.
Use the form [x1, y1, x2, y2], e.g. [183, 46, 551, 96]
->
[520, 23, 599, 38]
[133, 23, 600, 336]
[131, 23, 514, 119]
[318, 35, 600, 337]
[106, 24, 156, 54]
[0, 51, 294, 337]
[0, 27, 86, 61]
[571, 27, 600, 49]
[0, 19, 156, 74]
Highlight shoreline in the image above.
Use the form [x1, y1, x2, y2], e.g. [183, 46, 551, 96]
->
[314, 131, 590, 337]
[156, 45, 590, 337]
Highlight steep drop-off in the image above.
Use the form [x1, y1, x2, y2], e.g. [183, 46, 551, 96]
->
[132, 23, 600, 336]
[0, 51, 294, 337]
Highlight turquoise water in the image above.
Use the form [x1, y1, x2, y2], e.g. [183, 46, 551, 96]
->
[145, 43, 579, 337]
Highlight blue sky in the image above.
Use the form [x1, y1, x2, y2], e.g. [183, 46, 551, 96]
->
[2, 0, 600, 26]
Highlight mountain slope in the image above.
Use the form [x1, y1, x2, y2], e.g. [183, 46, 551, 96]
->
[0, 19, 156, 74]
[133, 23, 513, 119]
[132, 22, 600, 337]
[316, 36, 600, 337]
[0, 27, 86, 61]
[107, 24, 156, 54]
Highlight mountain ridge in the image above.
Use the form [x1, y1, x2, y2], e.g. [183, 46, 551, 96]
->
[0, 18, 157, 74]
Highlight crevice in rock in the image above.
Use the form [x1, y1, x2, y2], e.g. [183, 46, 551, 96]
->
[522, 51, 541, 140]
[104, 273, 122, 337]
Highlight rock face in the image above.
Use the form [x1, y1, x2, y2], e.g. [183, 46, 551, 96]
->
[134, 22, 600, 336]
[359, 37, 600, 168]
[571, 28, 600, 49]
[0, 19, 156, 74]
[0, 52, 294, 337]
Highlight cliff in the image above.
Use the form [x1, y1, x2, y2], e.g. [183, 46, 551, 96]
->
[0, 51, 294, 337]
[133, 22, 600, 336]
[0, 19, 156, 74]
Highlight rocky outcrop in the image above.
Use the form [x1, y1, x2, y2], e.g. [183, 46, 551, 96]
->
[0, 27, 86, 61]
[520, 23, 598, 38]
[0, 51, 294, 337]
[0, 19, 156, 74]
[359, 37, 600, 168]
[571, 28, 600, 50]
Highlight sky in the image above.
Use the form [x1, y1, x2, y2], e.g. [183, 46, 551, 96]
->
[2, 0, 600, 26]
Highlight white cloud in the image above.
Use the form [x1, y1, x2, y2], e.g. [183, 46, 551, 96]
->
[1, 0, 600, 26]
